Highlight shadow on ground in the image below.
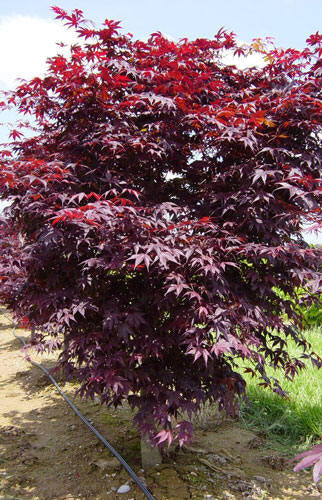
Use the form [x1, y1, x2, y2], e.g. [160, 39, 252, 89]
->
[0, 368, 150, 500]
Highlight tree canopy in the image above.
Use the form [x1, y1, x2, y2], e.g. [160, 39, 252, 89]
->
[0, 7, 321, 446]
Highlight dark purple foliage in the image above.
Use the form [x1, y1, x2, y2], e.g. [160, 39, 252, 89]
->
[0, 8, 321, 447]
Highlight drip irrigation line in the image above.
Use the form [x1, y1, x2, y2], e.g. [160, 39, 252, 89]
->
[3, 313, 155, 500]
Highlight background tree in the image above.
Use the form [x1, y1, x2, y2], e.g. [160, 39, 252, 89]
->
[0, 7, 321, 447]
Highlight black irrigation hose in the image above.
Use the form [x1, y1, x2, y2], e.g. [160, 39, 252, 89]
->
[3, 314, 155, 500]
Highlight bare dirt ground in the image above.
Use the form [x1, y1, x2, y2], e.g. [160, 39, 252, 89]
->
[0, 311, 321, 500]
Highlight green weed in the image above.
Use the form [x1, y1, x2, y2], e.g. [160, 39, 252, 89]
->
[239, 326, 322, 451]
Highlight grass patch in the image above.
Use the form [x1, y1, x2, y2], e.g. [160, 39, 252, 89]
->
[239, 326, 322, 451]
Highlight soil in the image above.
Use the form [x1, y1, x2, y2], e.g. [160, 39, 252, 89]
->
[0, 311, 320, 500]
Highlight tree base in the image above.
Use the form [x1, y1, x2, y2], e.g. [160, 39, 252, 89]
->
[141, 436, 162, 471]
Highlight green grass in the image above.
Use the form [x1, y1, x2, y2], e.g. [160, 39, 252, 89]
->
[238, 326, 322, 451]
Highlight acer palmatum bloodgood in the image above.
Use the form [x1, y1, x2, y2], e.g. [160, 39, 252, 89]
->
[0, 7, 321, 447]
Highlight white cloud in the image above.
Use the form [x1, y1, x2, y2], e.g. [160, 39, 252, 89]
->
[0, 199, 11, 215]
[0, 16, 265, 90]
[222, 49, 266, 70]
[221, 39, 266, 70]
[301, 224, 322, 245]
[0, 15, 77, 89]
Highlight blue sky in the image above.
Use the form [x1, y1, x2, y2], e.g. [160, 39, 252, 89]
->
[1, 0, 322, 48]
[0, 1, 321, 243]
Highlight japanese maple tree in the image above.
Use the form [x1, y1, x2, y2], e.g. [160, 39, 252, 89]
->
[0, 7, 321, 447]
